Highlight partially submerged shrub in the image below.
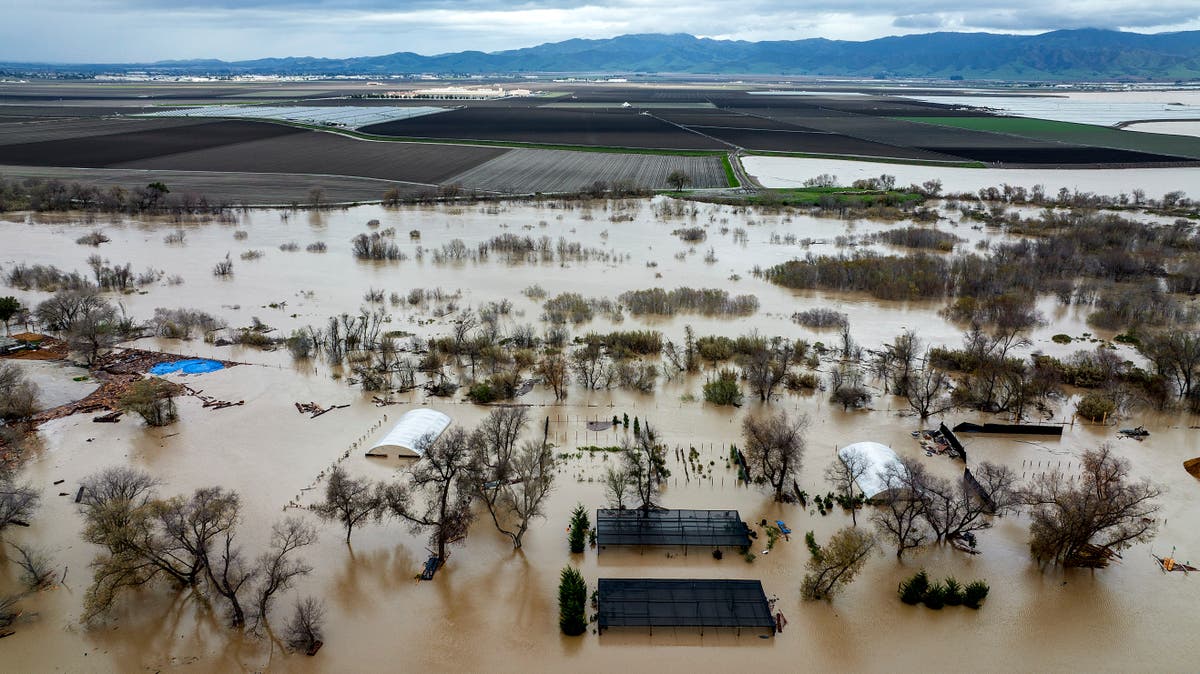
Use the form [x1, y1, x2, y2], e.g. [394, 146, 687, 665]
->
[703, 369, 743, 406]
[1076, 393, 1117, 422]
[118, 377, 179, 427]
[898, 570, 929, 605]
[792, 308, 848, 329]
[558, 566, 587, 636]
[963, 581, 990, 609]
[75, 230, 110, 247]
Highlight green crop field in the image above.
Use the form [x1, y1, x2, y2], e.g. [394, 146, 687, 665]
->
[898, 116, 1200, 161]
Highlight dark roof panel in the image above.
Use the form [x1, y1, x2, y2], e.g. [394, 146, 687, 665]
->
[597, 579, 775, 630]
[595, 509, 752, 548]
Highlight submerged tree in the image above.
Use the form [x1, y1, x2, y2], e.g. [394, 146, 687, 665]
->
[471, 408, 556, 549]
[622, 424, 671, 515]
[825, 448, 868, 526]
[380, 428, 476, 563]
[314, 465, 380, 544]
[871, 457, 930, 559]
[118, 377, 179, 427]
[284, 596, 326, 654]
[741, 410, 808, 501]
[800, 527, 876, 601]
[558, 566, 588, 635]
[1022, 445, 1161, 566]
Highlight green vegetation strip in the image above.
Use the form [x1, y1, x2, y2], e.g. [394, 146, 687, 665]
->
[721, 155, 740, 188]
[897, 116, 1200, 161]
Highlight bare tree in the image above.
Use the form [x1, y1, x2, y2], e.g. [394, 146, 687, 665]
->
[741, 336, 797, 402]
[571, 343, 613, 390]
[921, 462, 1018, 542]
[9, 542, 56, 590]
[284, 596, 325, 654]
[538, 353, 569, 400]
[800, 527, 876, 601]
[1022, 445, 1161, 566]
[602, 466, 633, 510]
[66, 300, 120, 366]
[906, 358, 955, 420]
[34, 287, 107, 332]
[476, 439, 555, 549]
[471, 408, 556, 549]
[314, 466, 380, 544]
[871, 457, 930, 559]
[0, 361, 39, 421]
[380, 428, 476, 563]
[825, 448, 868, 526]
[741, 410, 808, 501]
[253, 517, 317, 627]
[0, 466, 39, 534]
[622, 425, 671, 515]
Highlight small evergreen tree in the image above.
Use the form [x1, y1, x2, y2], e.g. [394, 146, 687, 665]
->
[568, 503, 589, 553]
[558, 566, 588, 636]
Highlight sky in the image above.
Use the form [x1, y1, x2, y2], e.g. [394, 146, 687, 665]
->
[2, 0, 1199, 63]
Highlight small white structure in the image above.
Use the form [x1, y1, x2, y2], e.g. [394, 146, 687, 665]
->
[367, 409, 451, 458]
[839, 441, 901, 500]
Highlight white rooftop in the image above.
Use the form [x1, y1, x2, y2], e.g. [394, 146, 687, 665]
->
[367, 409, 451, 458]
[839, 441, 901, 499]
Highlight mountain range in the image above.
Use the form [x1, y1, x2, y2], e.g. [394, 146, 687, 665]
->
[6, 29, 1200, 81]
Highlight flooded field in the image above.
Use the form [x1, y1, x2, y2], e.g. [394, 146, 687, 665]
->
[1, 197, 1197, 672]
[745, 155, 1200, 199]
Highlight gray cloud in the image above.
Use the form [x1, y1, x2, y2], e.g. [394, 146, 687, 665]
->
[1, 0, 1198, 62]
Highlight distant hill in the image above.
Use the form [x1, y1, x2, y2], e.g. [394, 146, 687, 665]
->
[6, 29, 1200, 81]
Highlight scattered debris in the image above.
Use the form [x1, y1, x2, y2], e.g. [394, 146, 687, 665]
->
[1119, 426, 1150, 440]
[586, 420, 613, 431]
[420, 556, 443, 580]
[295, 402, 350, 419]
[1154, 553, 1197, 574]
[92, 411, 123, 423]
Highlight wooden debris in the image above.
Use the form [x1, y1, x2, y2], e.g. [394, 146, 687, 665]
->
[306, 640, 323, 656]
[92, 411, 122, 423]
[1065, 544, 1120, 568]
[295, 402, 350, 419]
[74, 486, 85, 503]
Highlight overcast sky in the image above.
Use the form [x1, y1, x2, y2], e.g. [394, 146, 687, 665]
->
[3, 0, 1198, 63]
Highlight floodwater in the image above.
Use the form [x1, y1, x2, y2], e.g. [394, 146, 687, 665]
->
[1126, 121, 1200, 139]
[1, 199, 1197, 672]
[744, 155, 1200, 200]
[903, 90, 1200, 126]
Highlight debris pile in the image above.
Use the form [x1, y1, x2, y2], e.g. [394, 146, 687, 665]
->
[295, 402, 349, 419]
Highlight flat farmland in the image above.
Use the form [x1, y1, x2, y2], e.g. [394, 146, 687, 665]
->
[360, 107, 727, 150]
[701, 127, 961, 160]
[0, 164, 422, 204]
[655, 109, 815, 130]
[0, 117, 209, 146]
[444, 148, 729, 193]
[0, 120, 303, 167]
[898, 116, 1200, 160]
[115, 131, 510, 185]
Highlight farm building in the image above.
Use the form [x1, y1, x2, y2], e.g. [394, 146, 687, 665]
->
[366, 409, 451, 458]
[595, 509, 752, 552]
[839, 441, 901, 500]
[597, 578, 775, 635]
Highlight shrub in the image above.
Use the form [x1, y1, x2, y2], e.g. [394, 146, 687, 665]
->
[898, 570, 929, 605]
[703, 369, 743, 406]
[568, 504, 589, 553]
[922, 582, 946, 609]
[467, 382, 496, 404]
[118, 377, 179, 427]
[75, 230, 110, 246]
[351, 232, 405, 260]
[1052, 333, 1072, 344]
[943, 577, 964, 606]
[213, 254, 233, 277]
[1076, 393, 1116, 422]
[558, 566, 588, 636]
[792, 308, 848, 328]
[305, 242, 327, 253]
[963, 580, 990, 609]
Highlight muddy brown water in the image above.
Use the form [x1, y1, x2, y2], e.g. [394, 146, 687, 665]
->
[1, 199, 1197, 672]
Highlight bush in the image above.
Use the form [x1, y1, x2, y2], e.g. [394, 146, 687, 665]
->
[1052, 333, 1072, 344]
[467, 382, 496, 404]
[943, 577, 964, 606]
[792, 308, 848, 328]
[703, 369, 743, 406]
[923, 582, 947, 609]
[118, 377, 178, 427]
[963, 580, 990, 609]
[568, 503, 589, 554]
[558, 566, 588, 636]
[1076, 393, 1116, 422]
[898, 570, 929, 605]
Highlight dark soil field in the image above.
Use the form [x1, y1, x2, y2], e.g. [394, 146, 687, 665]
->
[444, 148, 728, 193]
[0, 120, 303, 167]
[699, 127, 961, 160]
[653, 110, 815, 130]
[361, 107, 727, 149]
[115, 131, 510, 185]
[0, 117, 208, 146]
[0, 164, 422, 204]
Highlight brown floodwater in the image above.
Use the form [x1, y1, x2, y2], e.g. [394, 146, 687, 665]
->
[1, 199, 1197, 672]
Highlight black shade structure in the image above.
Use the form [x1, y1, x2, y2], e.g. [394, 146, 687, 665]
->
[595, 509, 751, 551]
[597, 579, 775, 633]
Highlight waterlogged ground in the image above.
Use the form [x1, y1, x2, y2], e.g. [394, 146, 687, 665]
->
[1, 199, 1197, 672]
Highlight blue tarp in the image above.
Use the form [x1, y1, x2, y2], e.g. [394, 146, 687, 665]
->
[148, 359, 225, 376]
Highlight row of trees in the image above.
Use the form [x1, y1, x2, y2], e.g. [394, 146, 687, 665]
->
[316, 407, 556, 558]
